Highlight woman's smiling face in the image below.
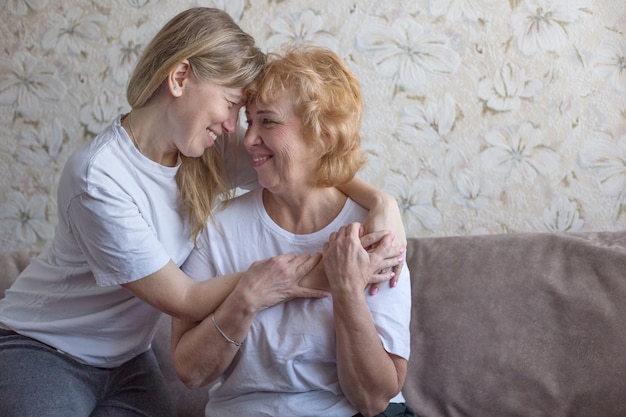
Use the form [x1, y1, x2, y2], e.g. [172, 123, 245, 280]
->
[243, 96, 318, 194]
[173, 79, 245, 158]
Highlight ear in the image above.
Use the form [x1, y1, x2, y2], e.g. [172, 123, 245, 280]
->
[168, 59, 190, 97]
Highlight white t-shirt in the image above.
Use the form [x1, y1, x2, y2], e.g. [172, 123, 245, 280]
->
[0, 115, 204, 367]
[182, 188, 412, 417]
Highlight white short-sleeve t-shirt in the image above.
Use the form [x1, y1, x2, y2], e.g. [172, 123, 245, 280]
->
[183, 188, 412, 417]
[0, 115, 194, 367]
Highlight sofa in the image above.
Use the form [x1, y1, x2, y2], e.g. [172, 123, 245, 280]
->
[2, 230, 626, 417]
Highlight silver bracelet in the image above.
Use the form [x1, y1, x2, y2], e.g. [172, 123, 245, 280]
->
[211, 313, 242, 348]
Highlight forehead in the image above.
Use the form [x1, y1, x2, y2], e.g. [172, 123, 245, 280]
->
[246, 92, 294, 116]
[217, 84, 245, 102]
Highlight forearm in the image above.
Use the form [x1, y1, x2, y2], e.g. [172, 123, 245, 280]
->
[172, 317, 232, 389]
[172, 287, 258, 388]
[337, 178, 406, 253]
[333, 293, 402, 416]
[173, 253, 329, 387]
[183, 273, 243, 320]
[122, 261, 242, 322]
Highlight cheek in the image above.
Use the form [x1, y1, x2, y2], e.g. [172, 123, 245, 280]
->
[228, 107, 241, 125]
[204, 103, 225, 119]
[275, 147, 297, 172]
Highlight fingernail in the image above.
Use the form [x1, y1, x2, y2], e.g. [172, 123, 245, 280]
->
[371, 287, 379, 295]
[400, 247, 405, 253]
[398, 257, 404, 263]
[391, 280, 397, 288]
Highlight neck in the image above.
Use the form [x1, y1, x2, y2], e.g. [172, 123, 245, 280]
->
[263, 187, 347, 234]
[123, 109, 180, 167]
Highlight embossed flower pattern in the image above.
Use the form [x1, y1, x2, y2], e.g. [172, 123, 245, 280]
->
[0, 0, 623, 250]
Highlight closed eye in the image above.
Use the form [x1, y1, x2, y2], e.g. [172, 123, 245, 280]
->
[245, 118, 275, 127]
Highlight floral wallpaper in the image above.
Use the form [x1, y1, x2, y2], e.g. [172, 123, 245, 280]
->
[0, 0, 625, 251]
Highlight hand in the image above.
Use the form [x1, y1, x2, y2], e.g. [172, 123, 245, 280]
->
[361, 195, 407, 287]
[235, 253, 328, 312]
[359, 229, 404, 295]
[322, 223, 394, 295]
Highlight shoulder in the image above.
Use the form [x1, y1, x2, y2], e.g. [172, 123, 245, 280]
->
[197, 189, 264, 245]
[57, 117, 131, 206]
[213, 188, 262, 218]
[332, 197, 368, 226]
[63, 118, 124, 181]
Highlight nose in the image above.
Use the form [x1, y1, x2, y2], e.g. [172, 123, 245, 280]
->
[243, 123, 262, 148]
[222, 116, 236, 134]
[221, 105, 242, 134]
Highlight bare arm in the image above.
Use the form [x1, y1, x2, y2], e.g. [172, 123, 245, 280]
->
[171, 253, 328, 388]
[323, 223, 408, 416]
[122, 261, 240, 322]
[337, 177, 407, 286]
[171, 300, 252, 389]
[337, 177, 406, 248]
[122, 252, 327, 323]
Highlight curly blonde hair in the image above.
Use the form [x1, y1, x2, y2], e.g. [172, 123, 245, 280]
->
[246, 45, 366, 187]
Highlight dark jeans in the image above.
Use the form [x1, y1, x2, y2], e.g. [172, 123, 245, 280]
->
[0, 329, 175, 417]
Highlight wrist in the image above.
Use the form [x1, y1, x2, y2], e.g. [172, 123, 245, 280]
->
[328, 277, 367, 298]
[330, 284, 367, 309]
[227, 285, 263, 317]
[211, 312, 243, 348]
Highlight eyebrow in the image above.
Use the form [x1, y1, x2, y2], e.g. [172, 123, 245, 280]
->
[227, 92, 245, 104]
[245, 108, 277, 117]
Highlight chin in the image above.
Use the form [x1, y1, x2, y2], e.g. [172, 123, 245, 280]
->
[188, 148, 208, 158]
[257, 179, 275, 190]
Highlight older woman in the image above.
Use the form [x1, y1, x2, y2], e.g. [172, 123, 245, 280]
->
[172, 46, 414, 417]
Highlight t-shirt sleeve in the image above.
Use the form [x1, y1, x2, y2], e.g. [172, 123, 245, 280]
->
[181, 227, 217, 282]
[67, 187, 171, 287]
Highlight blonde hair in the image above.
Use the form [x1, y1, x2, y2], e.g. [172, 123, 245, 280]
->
[126, 7, 265, 243]
[246, 46, 366, 187]
[127, 7, 264, 107]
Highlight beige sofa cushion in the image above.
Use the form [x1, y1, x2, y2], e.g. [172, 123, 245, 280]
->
[403, 231, 626, 417]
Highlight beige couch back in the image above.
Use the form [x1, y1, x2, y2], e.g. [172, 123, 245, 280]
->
[403, 231, 626, 417]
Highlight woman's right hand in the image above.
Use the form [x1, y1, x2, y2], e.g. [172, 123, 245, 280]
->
[235, 253, 329, 312]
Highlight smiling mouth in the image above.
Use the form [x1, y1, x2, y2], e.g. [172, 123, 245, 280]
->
[207, 130, 218, 141]
[251, 155, 272, 167]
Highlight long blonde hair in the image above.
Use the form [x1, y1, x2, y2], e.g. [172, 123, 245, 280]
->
[127, 7, 264, 108]
[126, 7, 265, 243]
